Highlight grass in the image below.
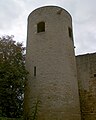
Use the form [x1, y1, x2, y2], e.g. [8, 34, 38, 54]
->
[0, 117, 23, 120]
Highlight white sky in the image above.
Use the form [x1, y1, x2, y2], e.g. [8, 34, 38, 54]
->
[0, 0, 96, 55]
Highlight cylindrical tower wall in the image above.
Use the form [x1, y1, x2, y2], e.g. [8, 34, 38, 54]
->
[25, 6, 81, 120]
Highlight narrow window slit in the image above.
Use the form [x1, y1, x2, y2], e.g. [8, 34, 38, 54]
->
[34, 66, 36, 76]
[68, 27, 73, 40]
[94, 74, 96, 77]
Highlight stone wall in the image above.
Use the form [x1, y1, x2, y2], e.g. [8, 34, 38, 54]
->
[76, 53, 96, 120]
[24, 6, 81, 120]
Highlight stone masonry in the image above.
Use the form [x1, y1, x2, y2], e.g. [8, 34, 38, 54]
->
[76, 53, 96, 120]
[24, 5, 96, 120]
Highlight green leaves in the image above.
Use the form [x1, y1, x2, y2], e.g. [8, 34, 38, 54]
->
[24, 99, 41, 120]
[0, 35, 28, 118]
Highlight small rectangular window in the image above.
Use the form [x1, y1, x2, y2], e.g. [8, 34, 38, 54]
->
[34, 66, 36, 76]
[68, 27, 73, 40]
[94, 74, 96, 77]
[37, 22, 45, 33]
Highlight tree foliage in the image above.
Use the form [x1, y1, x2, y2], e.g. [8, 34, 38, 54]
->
[0, 35, 28, 118]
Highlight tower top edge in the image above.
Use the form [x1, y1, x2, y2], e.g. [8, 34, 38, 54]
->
[28, 5, 72, 19]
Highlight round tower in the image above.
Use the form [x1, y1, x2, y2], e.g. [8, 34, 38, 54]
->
[24, 6, 81, 120]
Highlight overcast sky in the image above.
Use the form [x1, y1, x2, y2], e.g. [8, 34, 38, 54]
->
[0, 0, 96, 55]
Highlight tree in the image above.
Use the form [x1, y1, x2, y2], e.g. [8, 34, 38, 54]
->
[0, 35, 28, 118]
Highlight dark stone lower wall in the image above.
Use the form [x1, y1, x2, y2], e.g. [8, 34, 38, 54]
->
[76, 53, 96, 120]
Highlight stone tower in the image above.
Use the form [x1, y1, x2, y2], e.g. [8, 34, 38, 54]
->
[24, 6, 81, 120]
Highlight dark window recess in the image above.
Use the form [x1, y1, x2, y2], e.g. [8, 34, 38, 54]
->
[68, 27, 73, 39]
[94, 74, 96, 77]
[37, 22, 45, 33]
[34, 66, 36, 76]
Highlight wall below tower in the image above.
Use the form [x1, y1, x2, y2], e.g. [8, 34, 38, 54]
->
[76, 53, 96, 120]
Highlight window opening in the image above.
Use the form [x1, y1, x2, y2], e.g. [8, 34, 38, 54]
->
[94, 74, 96, 77]
[37, 22, 45, 33]
[34, 66, 36, 76]
[68, 27, 73, 39]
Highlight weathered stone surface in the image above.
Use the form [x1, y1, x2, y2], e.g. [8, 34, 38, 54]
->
[76, 53, 96, 120]
[24, 6, 81, 120]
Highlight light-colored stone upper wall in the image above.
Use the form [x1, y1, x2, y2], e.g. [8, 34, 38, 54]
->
[76, 53, 96, 120]
[24, 6, 81, 120]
